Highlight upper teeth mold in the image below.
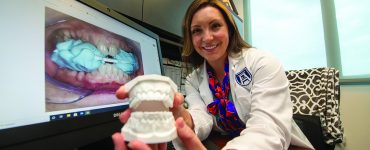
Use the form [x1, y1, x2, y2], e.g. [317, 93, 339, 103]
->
[121, 74, 178, 143]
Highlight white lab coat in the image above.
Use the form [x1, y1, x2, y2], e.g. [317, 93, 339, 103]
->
[173, 48, 314, 150]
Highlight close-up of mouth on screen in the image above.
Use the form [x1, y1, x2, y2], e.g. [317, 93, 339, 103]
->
[44, 7, 144, 112]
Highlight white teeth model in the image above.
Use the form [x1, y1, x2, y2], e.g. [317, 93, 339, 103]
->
[121, 74, 178, 143]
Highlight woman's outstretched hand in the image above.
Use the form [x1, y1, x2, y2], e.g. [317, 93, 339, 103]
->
[115, 85, 187, 124]
[112, 117, 205, 150]
[112, 86, 205, 150]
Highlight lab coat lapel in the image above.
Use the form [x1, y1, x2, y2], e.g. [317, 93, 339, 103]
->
[198, 55, 243, 106]
[228, 54, 249, 123]
[198, 61, 213, 105]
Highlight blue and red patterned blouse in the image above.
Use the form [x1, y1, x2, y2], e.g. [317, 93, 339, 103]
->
[206, 59, 246, 136]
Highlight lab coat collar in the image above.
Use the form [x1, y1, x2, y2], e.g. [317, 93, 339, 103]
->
[199, 51, 243, 80]
[198, 62, 213, 104]
[228, 50, 244, 67]
[197, 52, 244, 105]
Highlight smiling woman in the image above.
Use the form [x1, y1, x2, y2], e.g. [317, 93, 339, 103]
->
[165, 0, 315, 149]
[190, 6, 229, 71]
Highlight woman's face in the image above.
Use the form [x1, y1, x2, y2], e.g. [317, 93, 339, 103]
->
[191, 6, 229, 65]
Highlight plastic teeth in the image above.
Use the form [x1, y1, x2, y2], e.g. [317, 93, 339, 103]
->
[124, 75, 177, 110]
[121, 75, 178, 143]
[121, 111, 177, 143]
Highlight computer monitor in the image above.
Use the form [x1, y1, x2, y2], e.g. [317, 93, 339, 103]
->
[0, 0, 163, 149]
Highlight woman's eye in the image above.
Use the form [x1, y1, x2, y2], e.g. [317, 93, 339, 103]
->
[211, 23, 221, 29]
[191, 29, 201, 34]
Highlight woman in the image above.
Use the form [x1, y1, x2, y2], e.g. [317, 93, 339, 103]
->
[114, 0, 314, 149]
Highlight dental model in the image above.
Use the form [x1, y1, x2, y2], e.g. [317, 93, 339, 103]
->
[121, 74, 178, 143]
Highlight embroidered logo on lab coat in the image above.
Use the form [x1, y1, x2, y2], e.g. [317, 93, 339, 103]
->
[235, 67, 252, 87]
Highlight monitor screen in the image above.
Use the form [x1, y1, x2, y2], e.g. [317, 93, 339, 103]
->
[0, 0, 163, 149]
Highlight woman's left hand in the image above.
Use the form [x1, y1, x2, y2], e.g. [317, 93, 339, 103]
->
[113, 86, 168, 150]
[113, 85, 205, 150]
[112, 133, 167, 150]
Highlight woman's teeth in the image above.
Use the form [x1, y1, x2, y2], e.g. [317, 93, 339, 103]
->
[98, 44, 118, 56]
[203, 45, 217, 50]
[58, 29, 121, 57]
[53, 31, 136, 84]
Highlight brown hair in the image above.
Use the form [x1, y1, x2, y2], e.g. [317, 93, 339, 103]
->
[181, 0, 251, 67]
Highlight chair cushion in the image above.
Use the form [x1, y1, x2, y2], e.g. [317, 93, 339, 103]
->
[286, 68, 343, 145]
[293, 114, 335, 150]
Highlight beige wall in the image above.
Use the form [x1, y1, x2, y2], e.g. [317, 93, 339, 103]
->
[233, 0, 244, 19]
[338, 85, 370, 150]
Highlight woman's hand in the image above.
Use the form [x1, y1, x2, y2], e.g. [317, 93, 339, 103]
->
[175, 117, 206, 150]
[170, 93, 195, 130]
[114, 86, 167, 150]
[112, 132, 166, 150]
[113, 86, 205, 150]
[116, 85, 193, 129]
[112, 117, 205, 150]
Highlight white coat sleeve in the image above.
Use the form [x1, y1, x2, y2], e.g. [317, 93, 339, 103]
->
[223, 52, 293, 150]
[172, 71, 213, 150]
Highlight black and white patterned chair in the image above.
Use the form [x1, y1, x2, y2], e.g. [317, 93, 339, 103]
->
[286, 68, 344, 150]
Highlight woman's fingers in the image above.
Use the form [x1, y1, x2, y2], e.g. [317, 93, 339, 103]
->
[116, 86, 131, 123]
[116, 86, 128, 99]
[176, 117, 206, 150]
[173, 92, 184, 109]
[158, 143, 167, 150]
[128, 140, 152, 150]
[171, 93, 195, 129]
[115, 82, 175, 150]
[112, 132, 127, 150]
[119, 109, 132, 123]
[171, 92, 185, 118]
[116, 85, 189, 150]
[112, 133, 167, 150]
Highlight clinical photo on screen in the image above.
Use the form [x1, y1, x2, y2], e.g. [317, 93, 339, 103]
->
[44, 7, 144, 112]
